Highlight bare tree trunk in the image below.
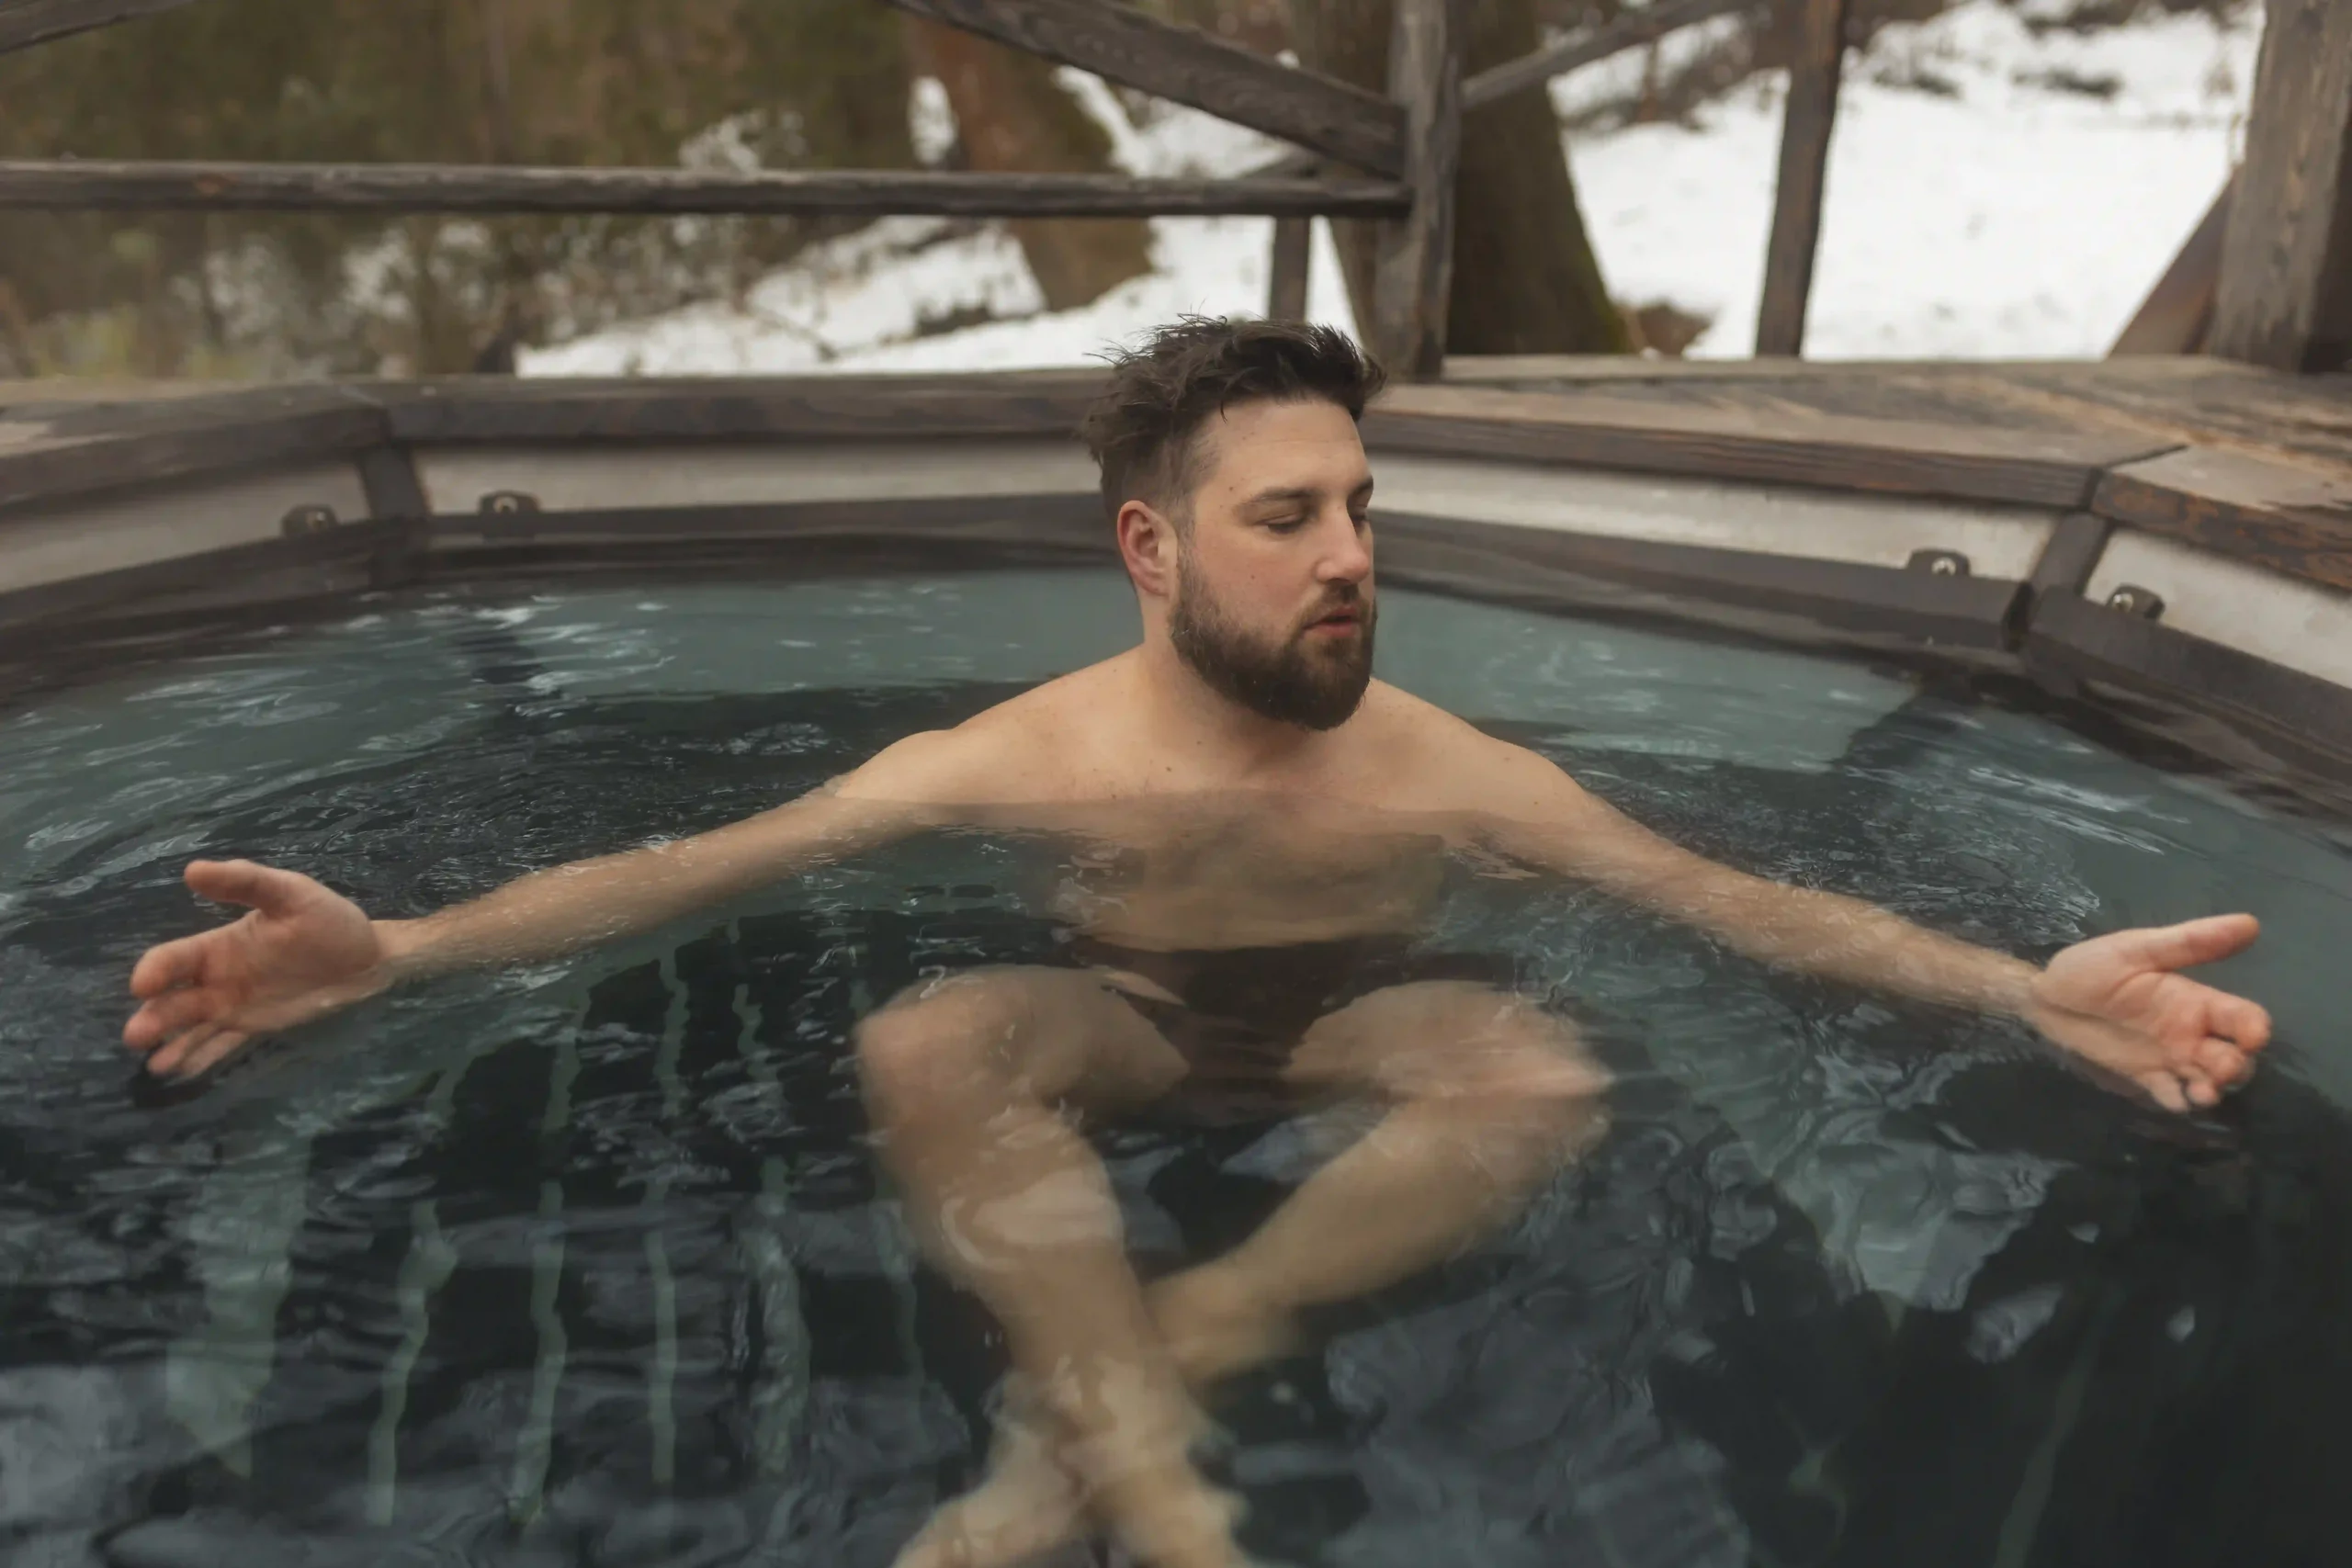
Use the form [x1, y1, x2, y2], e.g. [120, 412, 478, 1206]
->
[906, 19, 1154, 312]
[1294, 0, 1633, 354]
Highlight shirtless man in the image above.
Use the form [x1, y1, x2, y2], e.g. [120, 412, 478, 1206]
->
[123, 319, 2273, 1568]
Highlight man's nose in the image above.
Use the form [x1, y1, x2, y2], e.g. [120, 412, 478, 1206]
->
[1316, 507, 1372, 583]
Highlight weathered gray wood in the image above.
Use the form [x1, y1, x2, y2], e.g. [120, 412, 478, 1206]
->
[0, 160, 1411, 219]
[1246, 0, 1753, 182]
[1371, 0, 1462, 380]
[1267, 218, 1313, 321]
[1366, 382, 2177, 508]
[1754, 0, 1850, 356]
[881, 0, 1408, 177]
[0, 0, 202, 55]
[1462, 0, 1755, 112]
[2111, 172, 2234, 355]
[2211, 0, 2352, 371]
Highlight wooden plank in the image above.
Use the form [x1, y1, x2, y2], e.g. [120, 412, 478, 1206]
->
[881, 0, 1408, 177]
[430, 491, 1103, 544]
[1379, 510, 2024, 649]
[0, 386, 387, 513]
[2028, 590, 2352, 775]
[0, 520, 401, 630]
[1370, 0, 1463, 381]
[2111, 172, 2234, 356]
[1462, 0, 1757, 113]
[372, 371, 1107, 445]
[0, 0, 203, 56]
[2211, 0, 2352, 371]
[0, 160, 1411, 219]
[1267, 217, 1313, 321]
[2026, 511, 2114, 604]
[2090, 446, 2352, 592]
[1754, 0, 1850, 356]
[1365, 383, 2177, 507]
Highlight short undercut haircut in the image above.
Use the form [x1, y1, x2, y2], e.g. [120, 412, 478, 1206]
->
[1078, 317, 1386, 529]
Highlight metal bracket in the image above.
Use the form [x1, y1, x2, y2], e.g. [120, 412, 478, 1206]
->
[478, 490, 542, 516]
[279, 503, 339, 536]
[2104, 583, 2165, 620]
[1905, 548, 1972, 578]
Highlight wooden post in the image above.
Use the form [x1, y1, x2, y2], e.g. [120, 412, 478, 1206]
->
[1371, 0, 1462, 379]
[2210, 0, 2352, 372]
[1754, 0, 1850, 357]
[1268, 217, 1312, 321]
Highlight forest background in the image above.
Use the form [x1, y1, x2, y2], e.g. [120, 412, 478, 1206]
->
[0, 0, 2249, 378]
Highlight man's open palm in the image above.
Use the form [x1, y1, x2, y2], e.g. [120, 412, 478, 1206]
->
[2028, 913, 2273, 1111]
[122, 860, 385, 1078]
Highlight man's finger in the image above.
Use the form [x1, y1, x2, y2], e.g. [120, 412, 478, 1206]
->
[148, 1023, 218, 1077]
[2208, 993, 2272, 1053]
[129, 937, 205, 999]
[2194, 1037, 2249, 1089]
[124, 987, 214, 1050]
[2142, 1070, 2190, 1113]
[176, 1029, 251, 1078]
[184, 859, 302, 916]
[2123, 913, 2260, 973]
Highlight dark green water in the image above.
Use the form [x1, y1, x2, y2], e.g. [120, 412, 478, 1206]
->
[3, 570, 2348, 1567]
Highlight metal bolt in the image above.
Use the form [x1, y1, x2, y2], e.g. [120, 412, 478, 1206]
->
[479, 490, 541, 516]
[2105, 584, 2165, 620]
[1905, 547, 1971, 579]
[279, 503, 338, 536]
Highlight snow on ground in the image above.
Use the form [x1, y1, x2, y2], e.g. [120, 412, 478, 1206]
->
[518, 0, 2259, 376]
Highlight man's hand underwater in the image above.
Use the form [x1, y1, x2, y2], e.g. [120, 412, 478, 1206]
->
[122, 859, 390, 1078]
[2026, 913, 2273, 1111]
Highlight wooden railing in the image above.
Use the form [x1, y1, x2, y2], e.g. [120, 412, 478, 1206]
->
[2, 0, 2343, 374]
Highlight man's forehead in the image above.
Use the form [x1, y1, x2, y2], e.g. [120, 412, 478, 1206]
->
[1193, 400, 1372, 494]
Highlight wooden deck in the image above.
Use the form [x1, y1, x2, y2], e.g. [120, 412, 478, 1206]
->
[1432, 356, 2352, 590]
[3, 356, 2348, 592]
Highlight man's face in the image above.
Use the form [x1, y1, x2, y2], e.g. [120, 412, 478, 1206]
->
[1163, 398, 1376, 732]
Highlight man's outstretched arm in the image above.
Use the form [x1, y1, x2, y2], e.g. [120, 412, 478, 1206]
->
[122, 728, 978, 1079]
[1468, 743, 2272, 1111]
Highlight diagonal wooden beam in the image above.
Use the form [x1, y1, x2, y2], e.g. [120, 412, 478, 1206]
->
[1462, 0, 1756, 113]
[0, 0, 204, 55]
[881, 0, 1408, 177]
[0, 159, 1413, 217]
[2110, 171, 2234, 356]
[1245, 0, 1756, 179]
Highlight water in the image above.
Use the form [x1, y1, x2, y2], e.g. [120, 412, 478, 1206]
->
[4, 569, 2350, 1567]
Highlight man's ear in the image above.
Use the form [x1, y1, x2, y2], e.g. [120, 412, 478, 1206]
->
[1116, 499, 1180, 599]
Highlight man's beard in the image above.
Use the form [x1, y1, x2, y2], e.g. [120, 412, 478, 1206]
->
[1167, 560, 1375, 732]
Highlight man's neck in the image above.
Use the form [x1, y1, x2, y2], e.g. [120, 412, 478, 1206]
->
[1125, 637, 1335, 786]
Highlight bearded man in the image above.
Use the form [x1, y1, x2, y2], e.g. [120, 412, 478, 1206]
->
[123, 318, 2272, 1568]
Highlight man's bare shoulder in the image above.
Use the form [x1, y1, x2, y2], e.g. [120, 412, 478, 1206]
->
[831, 658, 1125, 807]
[1351, 681, 1585, 815]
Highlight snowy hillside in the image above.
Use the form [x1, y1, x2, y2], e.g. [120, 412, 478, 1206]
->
[517, 0, 2260, 376]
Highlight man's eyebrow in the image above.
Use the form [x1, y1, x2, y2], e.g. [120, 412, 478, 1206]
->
[1240, 485, 1321, 508]
[1240, 479, 1376, 508]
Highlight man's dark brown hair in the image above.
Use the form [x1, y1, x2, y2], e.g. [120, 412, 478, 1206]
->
[1078, 316, 1386, 529]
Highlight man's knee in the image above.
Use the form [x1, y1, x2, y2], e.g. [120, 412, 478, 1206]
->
[855, 969, 1037, 1118]
[1306, 981, 1611, 1149]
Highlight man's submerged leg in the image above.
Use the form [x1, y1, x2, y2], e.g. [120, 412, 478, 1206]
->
[1148, 980, 1612, 1390]
[856, 965, 1244, 1568]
